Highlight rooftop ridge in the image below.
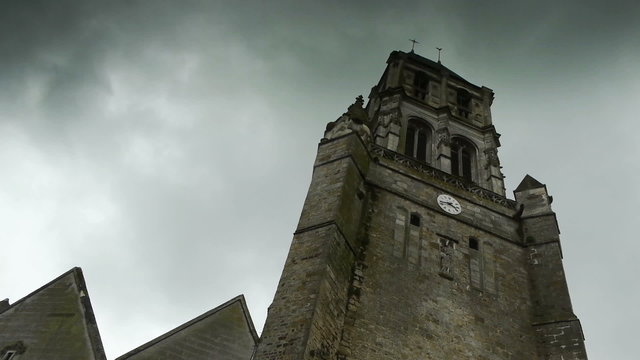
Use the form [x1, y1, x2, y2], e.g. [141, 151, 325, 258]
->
[116, 294, 257, 359]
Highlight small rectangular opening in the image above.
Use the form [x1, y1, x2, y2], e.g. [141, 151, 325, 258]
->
[410, 213, 420, 227]
[413, 71, 429, 100]
[469, 238, 479, 250]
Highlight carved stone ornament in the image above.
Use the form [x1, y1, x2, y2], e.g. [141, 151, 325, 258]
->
[376, 109, 401, 136]
[436, 127, 450, 147]
[439, 239, 454, 279]
[484, 147, 500, 168]
[324, 95, 371, 143]
[369, 144, 517, 209]
[380, 94, 400, 111]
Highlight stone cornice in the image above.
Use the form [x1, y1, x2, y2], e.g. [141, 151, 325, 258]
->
[369, 144, 517, 210]
[373, 89, 498, 135]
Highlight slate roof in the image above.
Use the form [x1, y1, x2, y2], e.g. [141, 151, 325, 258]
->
[116, 295, 258, 360]
[0, 267, 106, 360]
[389, 50, 487, 91]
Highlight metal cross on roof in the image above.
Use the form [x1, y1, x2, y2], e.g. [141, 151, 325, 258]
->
[409, 39, 420, 52]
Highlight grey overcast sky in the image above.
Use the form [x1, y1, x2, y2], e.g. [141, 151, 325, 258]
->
[1, 0, 638, 358]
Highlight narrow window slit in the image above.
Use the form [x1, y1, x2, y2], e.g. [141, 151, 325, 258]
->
[404, 119, 432, 164]
[469, 238, 479, 250]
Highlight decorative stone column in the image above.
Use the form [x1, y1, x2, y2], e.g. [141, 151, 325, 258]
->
[480, 86, 494, 125]
[482, 132, 506, 195]
[435, 126, 451, 173]
[372, 94, 402, 151]
[483, 147, 505, 195]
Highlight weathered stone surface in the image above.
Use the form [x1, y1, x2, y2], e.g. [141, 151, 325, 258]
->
[254, 134, 370, 360]
[331, 154, 541, 359]
[254, 50, 587, 360]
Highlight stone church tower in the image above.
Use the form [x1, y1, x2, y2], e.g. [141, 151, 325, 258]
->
[254, 50, 588, 360]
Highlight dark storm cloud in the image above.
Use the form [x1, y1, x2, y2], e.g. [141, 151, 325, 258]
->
[0, 1, 638, 358]
[0, 1, 304, 354]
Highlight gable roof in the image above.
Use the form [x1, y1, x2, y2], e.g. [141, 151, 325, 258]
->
[117, 295, 258, 360]
[0, 267, 106, 360]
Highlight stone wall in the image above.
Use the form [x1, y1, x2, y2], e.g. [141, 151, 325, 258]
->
[338, 155, 540, 359]
[534, 320, 587, 359]
[254, 134, 370, 360]
[255, 133, 588, 360]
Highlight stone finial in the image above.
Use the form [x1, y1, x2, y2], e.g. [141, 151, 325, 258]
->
[484, 147, 500, 168]
[345, 95, 369, 125]
[324, 96, 371, 143]
[514, 174, 545, 192]
[436, 127, 450, 147]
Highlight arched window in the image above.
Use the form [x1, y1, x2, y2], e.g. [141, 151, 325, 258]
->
[404, 119, 431, 163]
[451, 137, 476, 182]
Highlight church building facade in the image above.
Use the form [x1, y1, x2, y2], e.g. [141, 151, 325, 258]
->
[0, 50, 587, 360]
[253, 50, 588, 360]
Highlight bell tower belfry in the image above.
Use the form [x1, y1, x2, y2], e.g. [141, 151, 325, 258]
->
[253, 51, 587, 360]
[368, 50, 505, 195]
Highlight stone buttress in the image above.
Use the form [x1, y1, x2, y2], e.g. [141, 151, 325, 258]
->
[252, 99, 371, 360]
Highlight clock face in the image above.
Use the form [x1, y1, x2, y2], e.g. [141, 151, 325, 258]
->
[437, 194, 462, 215]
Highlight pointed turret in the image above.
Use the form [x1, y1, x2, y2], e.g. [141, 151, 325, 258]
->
[514, 174, 587, 359]
[515, 174, 545, 192]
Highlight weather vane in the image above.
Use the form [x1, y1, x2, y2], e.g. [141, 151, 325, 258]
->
[436, 47, 443, 63]
[409, 39, 420, 53]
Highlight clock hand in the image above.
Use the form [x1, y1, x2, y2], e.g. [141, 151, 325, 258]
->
[444, 201, 460, 211]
